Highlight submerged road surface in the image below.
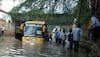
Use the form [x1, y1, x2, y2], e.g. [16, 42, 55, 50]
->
[0, 36, 86, 57]
[0, 25, 86, 57]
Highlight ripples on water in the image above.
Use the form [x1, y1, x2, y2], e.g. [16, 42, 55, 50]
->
[0, 39, 84, 57]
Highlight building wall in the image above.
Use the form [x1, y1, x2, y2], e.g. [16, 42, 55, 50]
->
[0, 19, 6, 27]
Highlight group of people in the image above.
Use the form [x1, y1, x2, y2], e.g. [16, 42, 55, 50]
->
[52, 25, 82, 52]
[44, 15, 100, 52]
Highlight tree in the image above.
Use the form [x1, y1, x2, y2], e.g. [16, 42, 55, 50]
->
[0, 9, 8, 14]
[9, 0, 78, 24]
[11, 0, 78, 14]
[73, 0, 91, 25]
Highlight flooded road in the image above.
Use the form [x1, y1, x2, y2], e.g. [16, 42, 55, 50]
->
[0, 25, 86, 57]
[0, 36, 86, 57]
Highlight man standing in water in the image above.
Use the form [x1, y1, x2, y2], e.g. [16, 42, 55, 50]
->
[1, 25, 5, 37]
[72, 25, 82, 52]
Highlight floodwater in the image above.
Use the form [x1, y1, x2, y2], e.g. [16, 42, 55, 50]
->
[0, 36, 86, 57]
[0, 25, 86, 57]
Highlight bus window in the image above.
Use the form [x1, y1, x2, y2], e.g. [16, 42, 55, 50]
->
[24, 24, 42, 37]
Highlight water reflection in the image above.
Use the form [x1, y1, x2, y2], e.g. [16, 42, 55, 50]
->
[13, 39, 22, 49]
[3, 39, 81, 57]
[74, 53, 79, 57]
[65, 49, 79, 57]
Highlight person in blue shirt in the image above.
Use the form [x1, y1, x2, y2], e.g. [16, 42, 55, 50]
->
[91, 15, 100, 28]
[72, 24, 82, 52]
[55, 29, 60, 43]
[90, 15, 100, 42]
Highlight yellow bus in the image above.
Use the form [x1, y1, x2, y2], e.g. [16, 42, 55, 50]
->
[22, 21, 47, 44]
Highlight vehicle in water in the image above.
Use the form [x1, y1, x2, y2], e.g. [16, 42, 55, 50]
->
[21, 21, 48, 44]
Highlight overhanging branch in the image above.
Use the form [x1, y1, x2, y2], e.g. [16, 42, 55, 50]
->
[0, 9, 9, 14]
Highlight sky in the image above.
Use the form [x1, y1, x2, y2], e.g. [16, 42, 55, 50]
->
[0, 0, 21, 12]
[0, 0, 24, 22]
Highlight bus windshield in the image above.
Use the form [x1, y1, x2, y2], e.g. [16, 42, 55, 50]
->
[24, 24, 42, 37]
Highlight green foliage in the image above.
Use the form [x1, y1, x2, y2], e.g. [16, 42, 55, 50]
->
[11, 13, 73, 25]
[73, 0, 91, 25]
[10, 0, 91, 26]
[11, 0, 36, 13]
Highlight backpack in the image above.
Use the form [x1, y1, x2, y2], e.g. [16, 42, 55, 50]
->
[68, 33, 73, 41]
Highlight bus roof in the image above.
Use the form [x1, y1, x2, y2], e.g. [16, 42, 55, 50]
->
[25, 21, 46, 24]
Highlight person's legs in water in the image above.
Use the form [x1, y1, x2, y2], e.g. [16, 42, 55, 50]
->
[92, 27, 97, 43]
[62, 40, 65, 46]
[70, 41, 73, 49]
[74, 41, 79, 52]
[58, 38, 62, 44]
